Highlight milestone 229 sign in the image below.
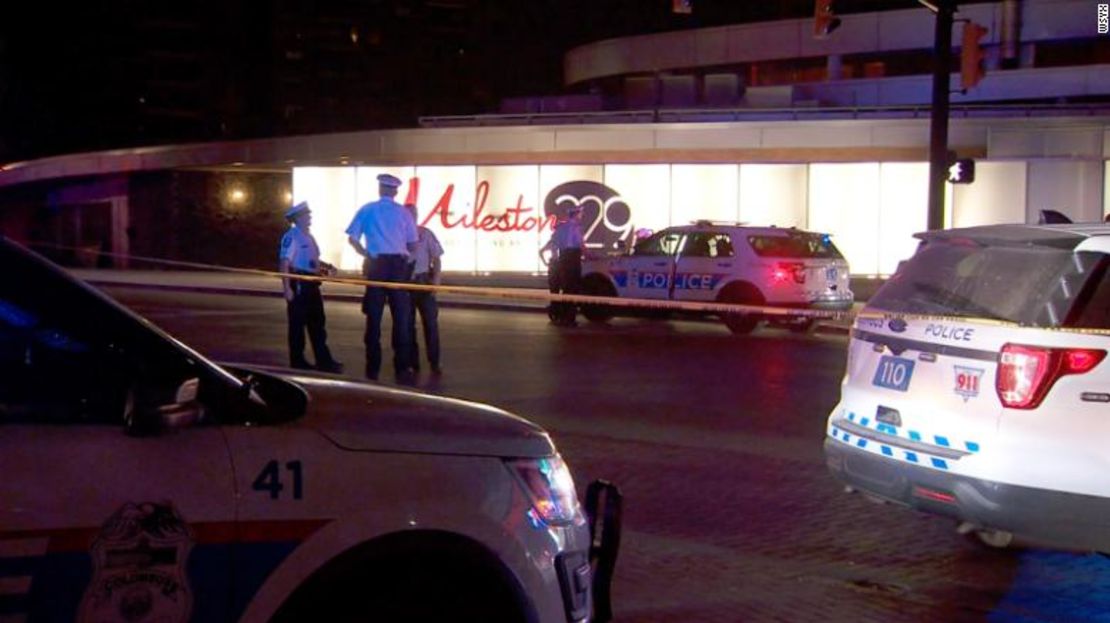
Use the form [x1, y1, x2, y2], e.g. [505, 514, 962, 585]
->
[417, 178, 635, 252]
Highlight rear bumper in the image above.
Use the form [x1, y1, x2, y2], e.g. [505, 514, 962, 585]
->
[824, 437, 1110, 553]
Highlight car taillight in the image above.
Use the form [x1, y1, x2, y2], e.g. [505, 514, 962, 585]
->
[996, 344, 1106, 409]
[772, 262, 806, 284]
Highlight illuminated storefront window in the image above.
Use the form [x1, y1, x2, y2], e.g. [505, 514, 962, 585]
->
[808, 163, 881, 276]
[670, 164, 739, 225]
[296, 160, 1034, 276]
[739, 164, 807, 229]
[952, 162, 1026, 229]
[878, 163, 928, 275]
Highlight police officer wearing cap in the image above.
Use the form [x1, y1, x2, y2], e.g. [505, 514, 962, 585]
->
[346, 173, 418, 382]
[279, 201, 343, 372]
[539, 204, 585, 327]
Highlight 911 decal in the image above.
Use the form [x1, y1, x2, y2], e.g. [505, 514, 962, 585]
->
[954, 366, 984, 401]
[253, 460, 304, 500]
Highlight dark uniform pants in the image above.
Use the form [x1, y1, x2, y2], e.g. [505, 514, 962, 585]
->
[548, 247, 582, 324]
[408, 273, 440, 368]
[287, 280, 337, 368]
[362, 254, 415, 379]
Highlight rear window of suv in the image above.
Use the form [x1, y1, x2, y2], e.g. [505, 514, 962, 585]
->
[868, 240, 1102, 326]
[747, 234, 843, 259]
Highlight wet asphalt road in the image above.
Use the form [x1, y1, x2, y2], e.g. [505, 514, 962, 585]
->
[108, 287, 1110, 623]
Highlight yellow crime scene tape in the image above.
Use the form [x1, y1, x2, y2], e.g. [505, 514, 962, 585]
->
[35, 242, 852, 321]
[27, 241, 1110, 336]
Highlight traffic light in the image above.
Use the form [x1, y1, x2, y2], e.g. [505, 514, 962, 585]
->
[960, 21, 988, 90]
[814, 0, 841, 38]
[947, 158, 976, 184]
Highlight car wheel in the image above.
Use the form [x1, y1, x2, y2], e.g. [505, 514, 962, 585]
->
[719, 283, 763, 335]
[581, 274, 617, 323]
[274, 533, 528, 623]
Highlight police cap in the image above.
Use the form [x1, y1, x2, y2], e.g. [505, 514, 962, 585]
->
[377, 173, 402, 188]
[285, 201, 310, 220]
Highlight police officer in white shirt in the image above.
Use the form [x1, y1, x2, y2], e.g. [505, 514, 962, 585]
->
[279, 201, 342, 372]
[405, 203, 444, 374]
[539, 204, 585, 327]
[345, 174, 418, 382]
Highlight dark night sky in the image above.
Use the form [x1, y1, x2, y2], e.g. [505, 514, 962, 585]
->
[0, 1, 923, 162]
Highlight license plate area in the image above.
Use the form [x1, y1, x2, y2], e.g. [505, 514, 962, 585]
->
[872, 355, 915, 392]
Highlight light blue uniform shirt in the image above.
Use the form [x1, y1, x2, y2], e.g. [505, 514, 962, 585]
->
[345, 197, 418, 257]
[279, 226, 320, 273]
[411, 227, 444, 276]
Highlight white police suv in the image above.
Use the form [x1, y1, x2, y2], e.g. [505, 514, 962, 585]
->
[825, 223, 1110, 553]
[580, 222, 853, 334]
[0, 236, 616, 622]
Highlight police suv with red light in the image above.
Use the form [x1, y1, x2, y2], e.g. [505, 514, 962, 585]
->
[825, 223, 1110, 552]
[580, 222, 853, 334]
[0, 236, 618, 622]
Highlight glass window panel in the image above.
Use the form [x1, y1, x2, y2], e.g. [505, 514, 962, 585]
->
[670, 165, 739, 226]
[412, 166, 478, 273]
[604, 164, 672, 235]
[808, 163, 881, 275]
[474, 165, 540, 273]
[952, 161, 1026, 228]
[878, 162, 929, 276]
[739, 164, 807, 228]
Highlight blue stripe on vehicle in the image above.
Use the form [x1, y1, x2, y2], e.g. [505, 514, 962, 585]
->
[860, 418, 870, 427]
[857, 439, 868, 448]
[909, 430, 922, 442]
[848, 412, 857, 421]
[905, 452, 919, 463]
[935, 436, 951, 447]
[877, 423, 897, 435]
[966, 441, 980, 452]
[931, 458, 948, 470]
[881, 446, 893, 457]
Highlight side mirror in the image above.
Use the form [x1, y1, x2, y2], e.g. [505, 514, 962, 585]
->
[125, 378, 204, 436]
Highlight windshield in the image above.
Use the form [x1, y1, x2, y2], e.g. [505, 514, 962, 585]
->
[747, 234, 843, 259]
[0, 238, 253, 423]
[868, 240, 1101, 326]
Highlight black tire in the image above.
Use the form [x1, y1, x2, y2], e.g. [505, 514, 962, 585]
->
[581, 274, 617, 323]
[718, 283, 763, 335]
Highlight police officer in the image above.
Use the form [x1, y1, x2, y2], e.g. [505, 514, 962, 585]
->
[346, 174, 418, 382]
[405, 203, 444, 374]
[279, 201, 343, 373]
[539, 204, 585, 327]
